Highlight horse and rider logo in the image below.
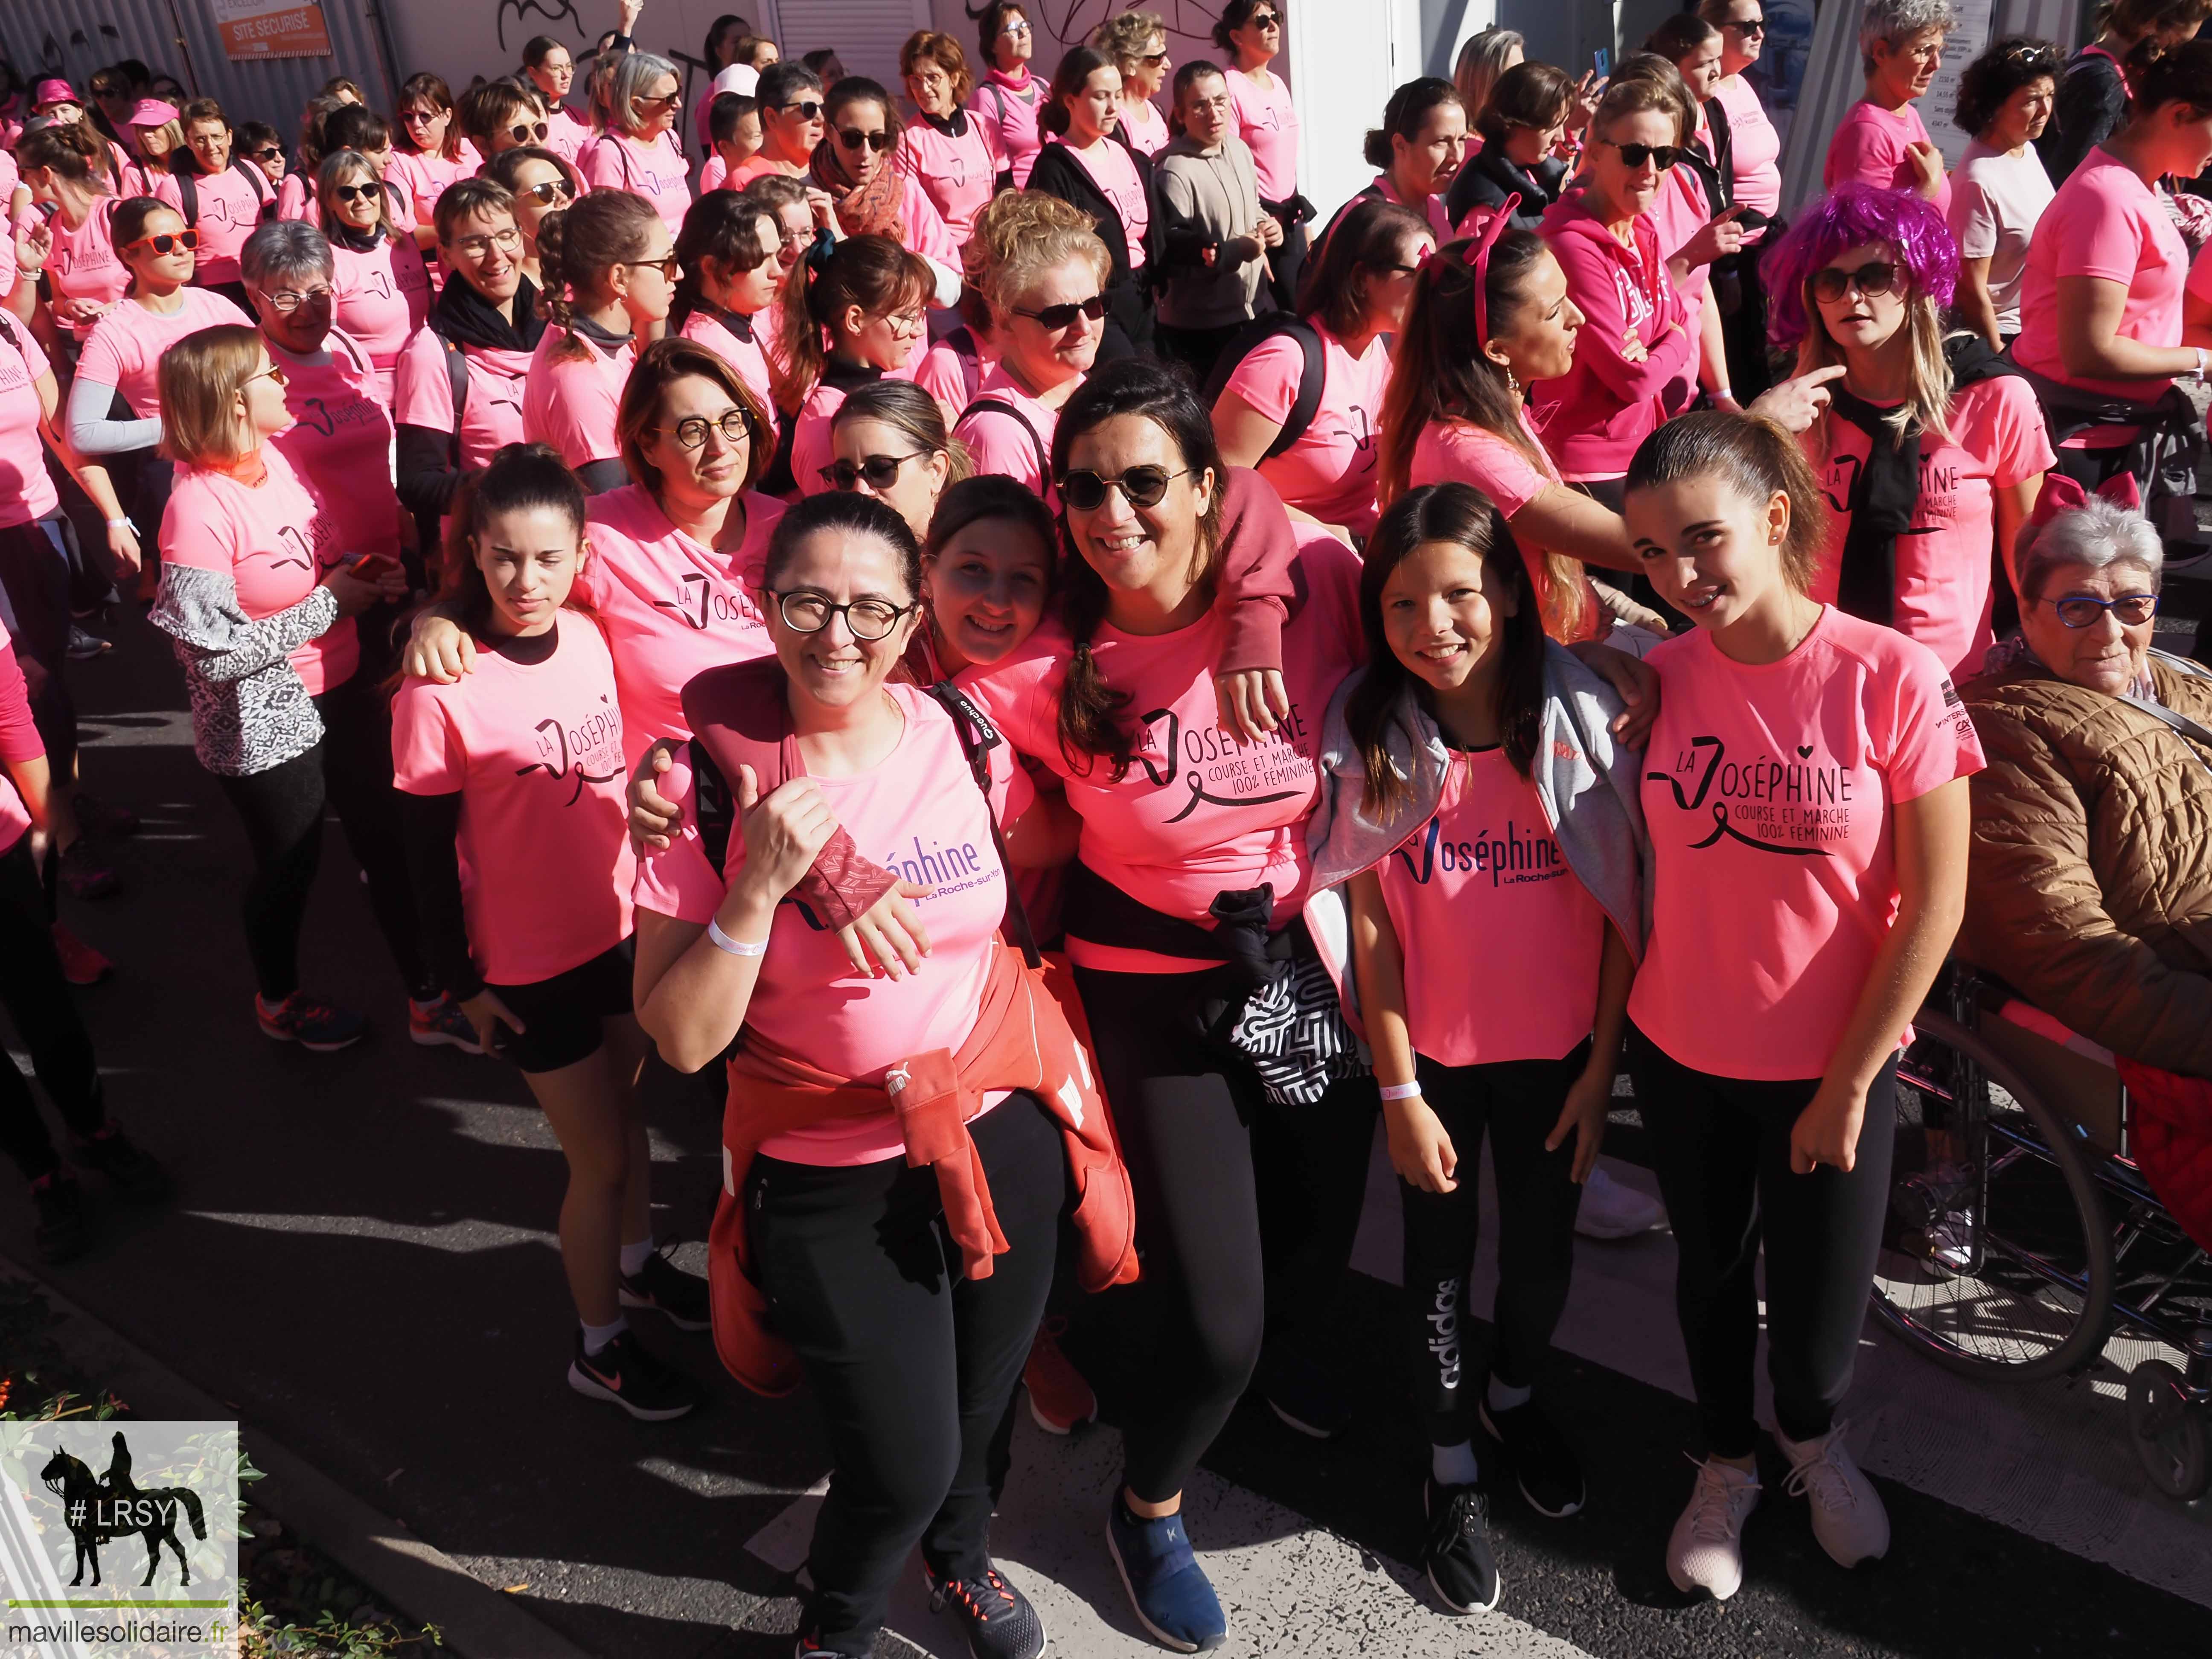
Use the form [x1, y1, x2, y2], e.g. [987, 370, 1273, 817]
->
[37, 1430, 208, 1588]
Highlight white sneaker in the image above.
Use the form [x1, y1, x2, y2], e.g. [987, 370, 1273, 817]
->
[1665, 1456, 1761, 1599]
[1775, 1420, 1889, 1568]
[1574, 1166, 1668, 1239]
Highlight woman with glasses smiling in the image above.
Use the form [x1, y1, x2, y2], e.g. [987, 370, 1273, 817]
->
[580, 52, 694, 239]
[970, 1, 1045, 186]
[899, 32, 1004, 251]
[317, 148, 431, 405]
[806, 78, 961, 306]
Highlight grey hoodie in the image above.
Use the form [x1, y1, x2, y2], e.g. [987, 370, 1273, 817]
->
[1304, 644, 1653, 1016]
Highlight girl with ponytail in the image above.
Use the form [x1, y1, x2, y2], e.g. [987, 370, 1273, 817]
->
[773, 231, 934, 498]
[522, 189, 676, 492]
[15, 127, 125, 339]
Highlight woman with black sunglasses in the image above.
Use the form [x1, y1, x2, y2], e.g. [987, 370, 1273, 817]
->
[1219, 0, 1308, 311]
[458, 79, 553, 163]
[486, 145, 583, 290]
[579, 51, 693, 238]
[806, 78, 961, 306]
[317, 148, 431, 406]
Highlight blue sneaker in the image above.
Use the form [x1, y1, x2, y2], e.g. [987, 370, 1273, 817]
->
[1105, 1496, 1226, 1653]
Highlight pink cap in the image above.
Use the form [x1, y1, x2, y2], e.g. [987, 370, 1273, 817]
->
[128, 98, 180, 128]
[32, 80, 79, 111]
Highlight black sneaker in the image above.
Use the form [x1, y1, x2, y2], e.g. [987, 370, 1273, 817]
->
[926, 1563, 1048, 1659]
[32, 1173, 90, 1263]
[566, 1328, 703, 1420]
[1479, 1393, 1586, 1518]
[619, 1246, 711, 1331]
[73, 1126, 171, 1203]
[1422, 1477, 1501, 1614]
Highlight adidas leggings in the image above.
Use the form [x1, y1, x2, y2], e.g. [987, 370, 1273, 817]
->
[1073, 963, 1380, 1503]
[747, 1092, 1064, 1654]
[1400, 1046, 1587, 1448]
[1627, 1024, 1898, 1458]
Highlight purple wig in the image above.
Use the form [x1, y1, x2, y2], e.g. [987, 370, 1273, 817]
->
[1762, 182, 1958, 350]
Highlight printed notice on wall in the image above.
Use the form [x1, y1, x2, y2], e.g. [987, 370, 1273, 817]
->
[1924, 0, 1996, 167]
[213, 0, 334, 60]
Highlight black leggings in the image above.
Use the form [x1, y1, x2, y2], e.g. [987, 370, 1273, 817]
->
[0, 838, 103, 1181]
[213, 671, 432, 1003]
[749, 1093, 1065, 1654]
[1074, 962, 1378, 1503]
[0, 518, 79, 777]
[1401, 1045, 1587, 1447]
[1627, 1024, 1898, 1457]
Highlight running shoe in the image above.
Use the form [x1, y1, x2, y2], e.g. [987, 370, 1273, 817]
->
[1421, 1477, 1501, 1614]
[565, 1328, 703, 1421]
[1572, 1166, 1668, 1239]
[1024, 1317, 1097, 1434]
[926, 1563, 1048, 1659]
[408, 994, 484, 1054]
[619, 1247, 712, 1331]
[1105, 1497, 1225, 1653]
[72, 1125, 170, 1202]
[58, 840, 119, 900]
[1775, 1420, 1889, 1568]
[71, 791, 139, 837]
[31, 1171, 89, 1263]
[65, 624, 112, 659]
[1479, 1391, 1587, 1517]
[256, 992, 369, 1052]
[51, 923, 113, 987]
[1665, 1455, 1761, 1599]
[1259, 1348, 1352, 1440]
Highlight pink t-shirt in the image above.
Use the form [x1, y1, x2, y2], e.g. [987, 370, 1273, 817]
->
[678, 306, 778, 442]
[268, 331, 400, 568]
[1823, 99, 1950, 218]
[0, 632, 38, 858]
[522, 326, 635, 470]
[77, 286, 253, 418]
[899, 113, 1003, 246]
[1630, 608, 1984, 1080]
[0, 323, 58, 528]
[178, 163, 269, 285]
[391, 329, 532, 469]
[579, 131, 693, 236]
[2016, 148, 2188, 402]
[1711, 76, 1781, 220]
[789, 358, 921, 497]
[700, 153, 731, 193]
[1049, 139, 1147, 270]
[914, 332, 987, 418]
[971, 68, 1044, 186]
[954, 363, 1062, 499]
[276, 172, 315, 224]
[1371, 172, 1452, 247]
[633, 680, 1020, 1163]
[1410, 413, 1605, 644]
[545, 106, 593, 164]
[161, 448, 357, 697]
[46, 200, 129, 336]
[387, 146, 479, 227]
[961, 525, 1365, 973]
[579, 482, 786, 750]
[1222, 322, 1388, 539]
[1806, 375, 2053, 678]
[329, 234, 432, 403]
[1377, 745, 1608, 1065]
[391, 611, 635, 984]
[1227, 67, 1300, 202]
[1646, 160, 1713, 305]
[1120, 99, 1171, 159]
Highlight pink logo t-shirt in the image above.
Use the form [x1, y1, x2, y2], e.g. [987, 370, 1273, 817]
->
[1376, 745, 1609, 1066]
[523, 327, 636, 471]
[330, 236, 432, 403]
[1410, 414, 1606, 644]
[900, 114, 1004, 246]
[77, 287, 255, 419]
[1711, 75, 1781, 220]
[180, 164, 270, 285]
[955, 363, 1065, 501]
[1629, 608, 1985, 1080]
[391, 611, 636, 985]
[971, 68, 1044, 187]
[268, 331, 402, 567]
[0, 323, 59, 528]
[2017, 148, 2189, 402]
[1228, 67, 1300, 202]
[1823, 99, 1951, 218]
[392, 329, 532, 471]
[387, 147, 479, 229]
[46, 201, 129, 337]
[1223, 323, 1388, 539]
[579, 132, 694, 236]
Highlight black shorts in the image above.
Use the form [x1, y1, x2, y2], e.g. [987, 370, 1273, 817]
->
[484, 938, 635, 1074]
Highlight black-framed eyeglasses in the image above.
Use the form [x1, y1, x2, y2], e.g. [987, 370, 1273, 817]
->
[1058, 465, 1192, 510]
[838, 126, 896, 152]
[625, 252, 683, 279]
[1014, 293, 1107, 329]
[769, 589, 917, 639]
[653, 409, 753, 450]
[506, 120, 551, 143]
[520, 178, 573, 205]
[822, 451, 925, 490]
[2043, 592, 2159, 627]
[258, 283, 333, 313]
[1723, 15, 1766, 33]
[781, 100, 824, 120]
[1601, 139, 1679, 170]
[1810, 259, 1901, 302]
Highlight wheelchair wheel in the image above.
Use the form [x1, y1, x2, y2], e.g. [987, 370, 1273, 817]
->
[1871, 1010, 2115, 1383]
[2128, 1360, 2211, 1502]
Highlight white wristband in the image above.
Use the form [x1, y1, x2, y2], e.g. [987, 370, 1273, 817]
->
[1379, 1081, 1422, 1101]
[105, 517, 130, 529]
[2195, 348, 2207, 382]
[705, 916, 768, 956]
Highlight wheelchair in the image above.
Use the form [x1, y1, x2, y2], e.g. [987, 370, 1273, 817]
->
[1870, 963, 2212, 1502]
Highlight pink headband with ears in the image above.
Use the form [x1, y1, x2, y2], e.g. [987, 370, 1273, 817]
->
[1459, 194, 1521, 344]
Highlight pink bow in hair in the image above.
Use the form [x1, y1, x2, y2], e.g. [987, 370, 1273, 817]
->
[2023, 469, 2141, 540]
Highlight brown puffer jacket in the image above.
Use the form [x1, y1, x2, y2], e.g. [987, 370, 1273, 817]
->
[1958, 652, 2212, 1077]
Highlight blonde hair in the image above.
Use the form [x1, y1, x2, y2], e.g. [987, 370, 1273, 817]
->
[1794, 264, 1954, 447]
[1091, 10, 1167, 78]
[158, 325, 267, 467]
[968, 188, 1109, 321]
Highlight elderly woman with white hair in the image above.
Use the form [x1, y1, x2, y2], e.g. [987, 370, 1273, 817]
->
[1825, 0, 1959, 212]
[1958, 476, 2212, 1077]
[578, 50, 693, 236]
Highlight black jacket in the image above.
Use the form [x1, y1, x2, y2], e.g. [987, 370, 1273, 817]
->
[1027, 139, 1155, 351]
[1444, 145, 1566, 233]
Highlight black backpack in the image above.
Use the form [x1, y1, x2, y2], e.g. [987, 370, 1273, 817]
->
[1200, 313, 1326, 459]
[177, 157, 275, 228]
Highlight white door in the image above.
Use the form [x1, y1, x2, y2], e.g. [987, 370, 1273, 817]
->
[1289, 0, 1415, 228]
[761, 0, 934, 94]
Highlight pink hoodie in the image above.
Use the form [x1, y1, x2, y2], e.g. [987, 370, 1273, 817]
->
[1531, 194, 1697, 481]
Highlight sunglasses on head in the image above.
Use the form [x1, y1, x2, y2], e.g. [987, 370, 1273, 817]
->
[520, 178, 573, 204]
[1058, 465, 1191, 511]
[506, 120, 550, 143]
[837, 126, 896, 152]
[782, 99, 824, 119]
[1810, 259, 1902, 302]
[822, 451, 923, 490]
[1602, 138, 1680, 169]
[1015, 293, 1107, 329]
[128, 228, 201, 255]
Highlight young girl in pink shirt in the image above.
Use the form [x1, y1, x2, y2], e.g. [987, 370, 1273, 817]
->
[393, 442, 710, 1422]
[578, 53, 694, 239]
[1621, 410, 1982, 1602]
[1321, 482, 1642, 1617]
[671, 192, 784, 447]
[775, 234, 934, 499]
[318, 148, 430, 405]
[969, 1, 1045, 185]
[902, 30, 1006, 247]
[14, 128, 126, 340]
[524, 190, 673, 492]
